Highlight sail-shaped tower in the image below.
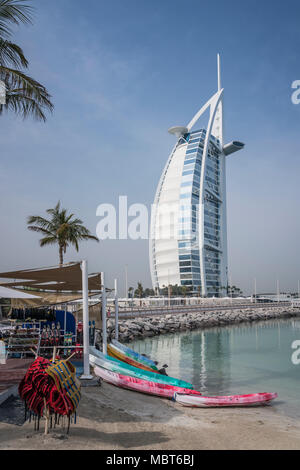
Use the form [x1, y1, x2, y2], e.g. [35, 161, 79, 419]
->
[149, 55, 244, 297]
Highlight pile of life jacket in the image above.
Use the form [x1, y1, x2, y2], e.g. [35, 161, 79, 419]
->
[19, 356, 81, 433]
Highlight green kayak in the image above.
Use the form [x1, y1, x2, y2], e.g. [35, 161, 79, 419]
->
[89, 347, 193, 389]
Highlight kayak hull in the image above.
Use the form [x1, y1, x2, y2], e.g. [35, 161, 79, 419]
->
[89, 347, 193, 389]
[107, 344, 159, 373]
[174, 392, 278, 407]
[94, 366, 202, 399]
[111, 339, 157, 368]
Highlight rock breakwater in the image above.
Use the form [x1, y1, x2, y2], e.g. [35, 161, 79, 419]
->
[95, 306, 300, 346]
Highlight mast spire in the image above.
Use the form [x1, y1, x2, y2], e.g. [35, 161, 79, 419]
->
[217, 53, 221, 91]
[214, 53, 223, 145]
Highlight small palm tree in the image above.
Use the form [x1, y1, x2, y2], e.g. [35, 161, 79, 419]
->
[197, 285, 201, 297]
[0, 0, 53, 121]
[27, 201, 99, 265]
[181, 286, 188, 297]
[128, 287, 134, 299]
[134, 282, 144, 299]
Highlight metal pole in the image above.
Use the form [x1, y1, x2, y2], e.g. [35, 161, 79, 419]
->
[115, 279, 119, 341]
[73, 304, 78, 344]
[277, 280, 280, 303]
[254, 278, 257, 304]
[64, 303, 67, 336]
[125, 265, 128, 304]
[102, 272, 107, 355]
[81, 260, 92, 379]
[168, 269, 170, 308]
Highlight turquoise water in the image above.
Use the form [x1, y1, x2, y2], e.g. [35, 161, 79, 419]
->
[131, 318, 300, 417]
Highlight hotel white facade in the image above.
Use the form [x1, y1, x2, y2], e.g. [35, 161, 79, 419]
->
[149, 55, 244, 297]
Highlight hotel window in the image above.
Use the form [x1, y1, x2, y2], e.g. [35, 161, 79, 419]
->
[181, 274, 193, 280]
[183, 165, 195, 173]
[182, 170, 194, 177]
[180, 268, 193, 273]
[179, 255, 191, 260]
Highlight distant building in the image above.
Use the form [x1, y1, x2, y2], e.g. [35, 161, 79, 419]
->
[149, 55, 244, 297]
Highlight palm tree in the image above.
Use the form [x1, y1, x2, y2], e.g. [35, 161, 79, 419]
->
[197, 285, 201, 298]
[134, 282, 144, 299]
[0, 0, 53, 121]
[27, 201, 99, 265]
[128, 287, 134, 299]
[181, 286, 189, 297]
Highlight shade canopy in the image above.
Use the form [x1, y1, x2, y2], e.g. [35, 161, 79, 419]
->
[9, 291, 93, 308]
[0, 262, 101, 293]
[0, 285, 41, 299]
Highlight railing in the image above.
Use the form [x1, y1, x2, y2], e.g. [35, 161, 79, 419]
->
[107, 300, 292, 320]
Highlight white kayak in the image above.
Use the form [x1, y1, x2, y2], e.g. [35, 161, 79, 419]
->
[174, 392, 278, 407]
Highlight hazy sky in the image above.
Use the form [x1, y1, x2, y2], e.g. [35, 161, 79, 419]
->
[1, 0, 300, 296]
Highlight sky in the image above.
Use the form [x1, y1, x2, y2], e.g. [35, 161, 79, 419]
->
[1, 0, 300, 296]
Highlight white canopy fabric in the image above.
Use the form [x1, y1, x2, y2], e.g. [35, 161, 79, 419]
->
[0, 286, 40, 299]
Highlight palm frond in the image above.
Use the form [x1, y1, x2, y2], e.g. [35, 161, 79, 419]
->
[39, 236, 57, 248]
[65, 213, 76, 223]
[2, 92, 48, 121]
[68, 218, 83, 226]
[27, 226, 56, 237]
[0, 0, 33, 38]
[85, 235, 99, 241]
[27, 215, 53, 228]
[0, 38, 28, 68]
[46, 201, 61, 217]
[0, 66, 53, 121]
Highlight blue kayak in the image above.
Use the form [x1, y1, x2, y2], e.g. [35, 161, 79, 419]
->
[111, 339, 158, 368]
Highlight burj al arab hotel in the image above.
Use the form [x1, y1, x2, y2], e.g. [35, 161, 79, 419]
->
[149, 55, 244, 297]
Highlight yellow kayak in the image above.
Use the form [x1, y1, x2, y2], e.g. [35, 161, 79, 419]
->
[107, 344, 160, 374]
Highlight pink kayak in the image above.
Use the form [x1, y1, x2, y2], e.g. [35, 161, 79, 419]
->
[174, 392, 278, 407]
[94, 366, 202, 399]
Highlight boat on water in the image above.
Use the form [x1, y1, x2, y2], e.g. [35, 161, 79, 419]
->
[89, 347, 193, 389]
[111, 339, 157, 369]
[174, 392, 278, 408]
[94, 366, 202, 399]
[107, 343, 159, 373]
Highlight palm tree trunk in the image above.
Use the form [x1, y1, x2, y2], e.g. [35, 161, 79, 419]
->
[59, 245, 64, 266]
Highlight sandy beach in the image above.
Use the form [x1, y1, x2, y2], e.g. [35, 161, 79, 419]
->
[0, 381, 300, 450]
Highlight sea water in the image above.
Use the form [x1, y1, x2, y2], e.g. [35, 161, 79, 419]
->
[131, 318, 300, 417]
